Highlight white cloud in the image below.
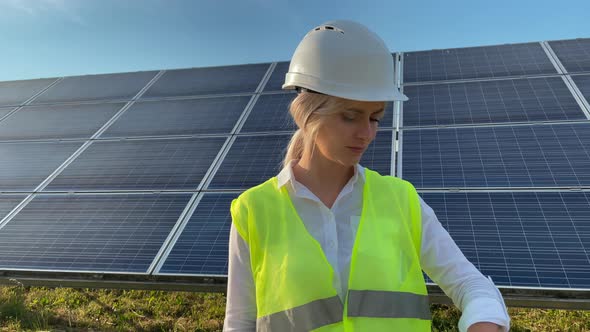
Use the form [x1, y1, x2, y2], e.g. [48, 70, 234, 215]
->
[1, 0, 85, 25]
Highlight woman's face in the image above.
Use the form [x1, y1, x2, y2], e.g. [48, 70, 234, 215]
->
[313, 100, 385, 167]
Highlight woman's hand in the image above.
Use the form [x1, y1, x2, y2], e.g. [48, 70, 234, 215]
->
[467, 322, 503, 332]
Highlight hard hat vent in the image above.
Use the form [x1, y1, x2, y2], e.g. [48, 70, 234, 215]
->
[313, 25, 344, 34]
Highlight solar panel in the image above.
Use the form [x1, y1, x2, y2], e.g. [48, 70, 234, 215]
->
[240, 93, 297, 133]
[404, 42, 556, 83]
[31, 72, 158, 104]
[420, 191, 590, 288]
[0, 36, 589, 305]
[403, 77, 585, 127]
[572, 74, 590, 104]
[0, 78, 55, 107]
[45, 137, 227, 192]
[0, 195, 26, 221]
[0, 103, 124, 141]
[208, 134, 290, 190]
[360, 131, 392, 175]
[0, 193, 192, 273]
[142, 64, 269, 98]
[209, 131, 393, 190]
[402, 123, 590, 189]
[549, 39, 590, 73]
[0, 108, 14, 119]
[242, 94, 395, 134]
[101, 96, 251, 138]
[158, 192, 237, 275]
[0, 141, 83, 192]
[263, 61, 290, 92]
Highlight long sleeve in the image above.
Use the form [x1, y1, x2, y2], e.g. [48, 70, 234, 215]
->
[419, 196, 511, 332]
[223, 224, 257, 331]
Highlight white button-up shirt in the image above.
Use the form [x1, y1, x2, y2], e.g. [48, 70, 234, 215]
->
[224, 162, 510, 331]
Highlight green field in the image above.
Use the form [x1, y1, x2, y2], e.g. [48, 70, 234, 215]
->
[1, 285, 589, 331]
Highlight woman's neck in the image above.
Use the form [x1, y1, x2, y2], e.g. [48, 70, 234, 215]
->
[292, 154, 355, 209]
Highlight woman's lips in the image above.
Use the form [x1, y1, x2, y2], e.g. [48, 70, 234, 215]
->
[347, 146, 364, 154]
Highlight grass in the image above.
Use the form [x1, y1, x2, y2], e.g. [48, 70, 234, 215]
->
[0, 285, 589, 331]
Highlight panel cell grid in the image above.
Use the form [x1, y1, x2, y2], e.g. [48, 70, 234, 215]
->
[142, 64, 269, 98]
[0, 195, 26, 221]
[360, 131, 392, 176]
[572, 74, 590, 105]
[0, 141, 83, 192]
[208, 134, 290, 190]
[159, 193, 238, 275]
[0, 103, 124, 141]
[209, 131, 392, 190]
[421, 192, 590, 288]
[240, 93, 297, 133]
[402, 123, 590, 188]
[45, 137, 227, 191]
[404, 43, 556, 83]
[0, 108, 13, 119]
[0, 193, 192, 272]
[0, 78, 55, 107]
[403, 77, 584, 127]
[243, 95, 396, 133]
[263, 61, 290, 92]
[549, 39, 590, 73]
[102, 96, 251, 138]
[32, 72, 157, 104]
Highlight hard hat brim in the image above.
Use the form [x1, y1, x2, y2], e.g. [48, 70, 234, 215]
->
[282, 72, 408, 102]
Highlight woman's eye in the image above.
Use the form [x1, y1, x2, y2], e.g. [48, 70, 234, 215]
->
[371, 118, 381, 124]
[342, 114, 355, 121]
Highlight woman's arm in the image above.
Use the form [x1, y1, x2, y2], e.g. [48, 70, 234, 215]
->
[223, 224, 257, 332]
[418, 197, 510, 332]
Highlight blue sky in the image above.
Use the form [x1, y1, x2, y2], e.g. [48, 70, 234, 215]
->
[0, 0, 588, 82]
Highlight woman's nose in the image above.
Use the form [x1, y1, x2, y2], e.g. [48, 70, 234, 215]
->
[356, 118, 374, 140]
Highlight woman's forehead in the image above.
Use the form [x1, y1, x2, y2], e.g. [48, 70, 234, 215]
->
[343, 100, 386, 113]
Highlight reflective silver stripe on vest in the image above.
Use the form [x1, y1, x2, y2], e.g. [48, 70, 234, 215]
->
[257, 295, 343, 332]
[347, 290, 431, 320]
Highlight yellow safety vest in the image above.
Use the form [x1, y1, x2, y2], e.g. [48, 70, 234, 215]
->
[231, 168, 431, 331]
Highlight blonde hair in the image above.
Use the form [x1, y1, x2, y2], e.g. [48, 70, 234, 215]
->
[283, 92, 386, 167]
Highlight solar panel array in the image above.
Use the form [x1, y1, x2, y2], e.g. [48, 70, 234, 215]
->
[401, 40, 590, 291]
[0, 38, 589, 304]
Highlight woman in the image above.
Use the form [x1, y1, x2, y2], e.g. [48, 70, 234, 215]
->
[224, 20, 510, 332]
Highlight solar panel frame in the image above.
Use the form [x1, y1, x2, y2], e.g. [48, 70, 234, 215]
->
[403, 42, 557, 83]
[31, 72, 158, 105]
[548, 39, 590, 73]
[400, 123, 590, 189]
[44, 137, 228, 192]
[0, 193, 193, 273]
[402, 76, 586, 127]
[100, 96, 252, 138]
[0, 103, 125, 141]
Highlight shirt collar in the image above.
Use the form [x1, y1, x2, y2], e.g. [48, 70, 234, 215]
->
[276, 160, 365, 190]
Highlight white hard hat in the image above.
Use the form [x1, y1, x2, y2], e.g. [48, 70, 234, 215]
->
[282, 20, 408, 102]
